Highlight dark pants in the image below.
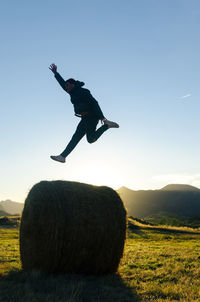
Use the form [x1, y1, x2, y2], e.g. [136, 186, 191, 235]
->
[60, 115, 108, 158]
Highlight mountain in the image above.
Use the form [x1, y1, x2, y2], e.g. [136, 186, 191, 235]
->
[0, 200, 24, 215]
[0, 208, 10, 216]
[161, 184, 200, 191]
[117, 184, 200, 219]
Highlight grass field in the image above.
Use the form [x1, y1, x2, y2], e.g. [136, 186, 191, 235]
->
[1, 220, 200, 301]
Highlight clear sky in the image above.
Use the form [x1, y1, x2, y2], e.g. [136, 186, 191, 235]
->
[1, 0, 200, 202]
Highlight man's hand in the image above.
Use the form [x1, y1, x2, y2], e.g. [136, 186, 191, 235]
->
[49, 63, 57, 74]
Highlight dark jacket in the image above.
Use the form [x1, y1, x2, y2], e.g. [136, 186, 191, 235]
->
[55, 72, 105, 119]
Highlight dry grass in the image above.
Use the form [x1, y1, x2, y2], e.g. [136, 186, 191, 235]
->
[129, 217, 200, 234]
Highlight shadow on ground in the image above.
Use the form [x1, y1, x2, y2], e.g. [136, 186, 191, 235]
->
[0, 269, 140, 302]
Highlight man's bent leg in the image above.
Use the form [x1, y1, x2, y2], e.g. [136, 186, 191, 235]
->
[86, 118, 108, 143]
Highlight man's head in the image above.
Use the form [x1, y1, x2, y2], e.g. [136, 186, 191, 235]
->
[65, 78, 85, 93]
[65, 78, 76, 93]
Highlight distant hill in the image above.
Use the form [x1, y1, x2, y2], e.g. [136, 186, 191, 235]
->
[117, 184, 200, 219]
[0, 209, 10, 216]
[161, 184, 200, 191]
[0, 200, 24, 215]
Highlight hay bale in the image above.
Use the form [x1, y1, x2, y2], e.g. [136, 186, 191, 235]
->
[20, 180, 127, 275]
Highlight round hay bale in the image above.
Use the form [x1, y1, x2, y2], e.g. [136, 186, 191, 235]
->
[20, 180, 127, 275]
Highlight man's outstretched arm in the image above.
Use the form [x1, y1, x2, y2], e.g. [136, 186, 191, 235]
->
[49, 63, 66, 91]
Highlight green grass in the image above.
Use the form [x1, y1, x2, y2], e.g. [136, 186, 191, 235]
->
[1, 223, 200, 301]
[0, 227, 20, 274]
[121, 229, 200, 301]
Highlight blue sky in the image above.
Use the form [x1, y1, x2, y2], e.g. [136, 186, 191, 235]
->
[0, 0, 200, 202]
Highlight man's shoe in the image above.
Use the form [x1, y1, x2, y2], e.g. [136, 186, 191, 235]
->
[50, 155, 66, 163]
[104, 119, 119, 128]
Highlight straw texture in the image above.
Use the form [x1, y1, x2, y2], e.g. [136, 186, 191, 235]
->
[20, 180, 127, 275]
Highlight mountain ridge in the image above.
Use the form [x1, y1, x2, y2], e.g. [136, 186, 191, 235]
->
[0, 200, 24, 215]
[118, 184, 200, 192]
[1, 184, 200, 216]
[117, 184, 200, 219]
[161, 184, 200, 191]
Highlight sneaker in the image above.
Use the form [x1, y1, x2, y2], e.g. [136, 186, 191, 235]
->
[50, 155, 66, 163]
[104, 119, 119, 128]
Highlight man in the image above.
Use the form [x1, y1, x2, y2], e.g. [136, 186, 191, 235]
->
[49, 63, 119, 163]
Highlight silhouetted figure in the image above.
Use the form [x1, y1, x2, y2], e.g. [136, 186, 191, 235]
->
[49, 63, 119, 163]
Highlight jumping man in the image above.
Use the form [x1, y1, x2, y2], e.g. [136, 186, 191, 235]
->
[49, 63, 119, 163]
